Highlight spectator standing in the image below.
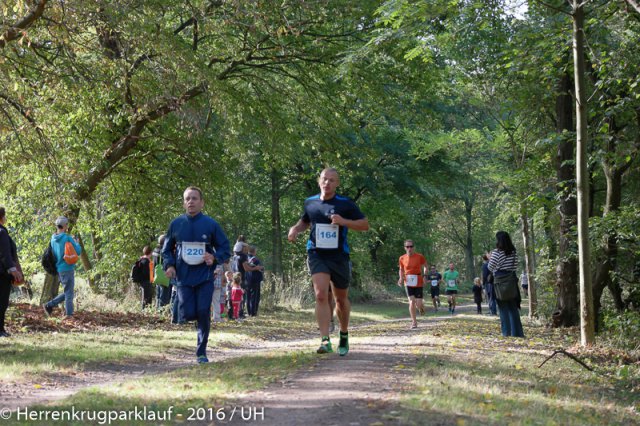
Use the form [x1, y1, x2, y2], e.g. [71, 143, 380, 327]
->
[153, 235, 172, 309]
[482, 253, 497, 315]
[134, 246, 155, 309]
[488, 231, 524, 338]
[520, 271, 529, 297]
[0, 207, 23, 337]
[246, 246, 265, 317]
[230, 272, 244, 320]
[472, 277, 483, 314]
[43, 216, 82, 318]
[231, 241, 248, 318]
[212, 264, 224, 323]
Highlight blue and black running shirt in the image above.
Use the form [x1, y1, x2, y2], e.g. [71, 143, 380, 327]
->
[300, 194, 365, 255]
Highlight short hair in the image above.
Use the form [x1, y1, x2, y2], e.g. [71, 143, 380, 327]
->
[184, 186, 203, 199]
[318, 167, 339, 181]
[143, 246, 152, 255]
[404, 239, 414, 245]
[248, 245, 256, 254]
[0, 207, 5, 221]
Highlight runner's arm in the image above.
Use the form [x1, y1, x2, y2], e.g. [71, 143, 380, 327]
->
[330, 215, 369, 231]
[287, 219, 309, 242]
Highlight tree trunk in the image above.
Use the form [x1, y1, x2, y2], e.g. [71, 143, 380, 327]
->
[543, 203, 557, 260]
[40, 273, 59, 305]
[521, 206, 538, 318]
[270, 168, 284, 290]
[463, 194, 475, 282]
[529, 216, 537, 272]
[552, 71, 580, 328]
[572, 1, 595, 346]
[593, 131, 630, 328]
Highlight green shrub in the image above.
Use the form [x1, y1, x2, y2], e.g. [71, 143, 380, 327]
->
[602, 309, 640, 351]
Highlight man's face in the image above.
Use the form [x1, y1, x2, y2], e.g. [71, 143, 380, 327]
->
[449, 263, 454, 271]
[183, 189, 204, 216]
[318, 170, 339, 197]
[404, 242, 414, 254]
[431, 267, 436, 273]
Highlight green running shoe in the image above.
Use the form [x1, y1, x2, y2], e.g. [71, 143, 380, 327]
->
[317, 338, 333, 354]
[338, 334, 349, 357]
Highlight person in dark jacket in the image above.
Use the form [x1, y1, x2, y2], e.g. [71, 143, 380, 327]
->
[482, 253, 497, 315]
[163, 186, 230, 364]
[0, 207, 23, 337]
[472, 277, 483, 314]
[245, 245, 265, 317]
[136, 246, 154, 309]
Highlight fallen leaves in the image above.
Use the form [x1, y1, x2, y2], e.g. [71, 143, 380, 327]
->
[6, 303, 172, 334]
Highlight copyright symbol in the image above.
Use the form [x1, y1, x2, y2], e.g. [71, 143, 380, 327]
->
[0, 408, 11, 420]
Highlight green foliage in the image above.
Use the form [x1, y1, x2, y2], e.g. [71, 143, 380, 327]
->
[602, 309, 640, 351]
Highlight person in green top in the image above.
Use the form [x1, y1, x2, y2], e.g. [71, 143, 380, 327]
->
[443, 262, 459, 315]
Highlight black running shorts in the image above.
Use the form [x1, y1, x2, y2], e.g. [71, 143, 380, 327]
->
[406, 286, 424, 299]
[307, 251, 351, 289]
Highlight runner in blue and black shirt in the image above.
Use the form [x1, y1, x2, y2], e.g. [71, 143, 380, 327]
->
[288, 168, 369, 356]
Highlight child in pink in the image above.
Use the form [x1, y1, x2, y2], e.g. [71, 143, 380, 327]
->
[231, 272, 244, 320]
[221, 271, 233, 318]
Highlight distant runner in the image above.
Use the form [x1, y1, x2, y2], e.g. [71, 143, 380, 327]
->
[425, 265, 442, 312]
[397, 240, 428, 329]
[443, 262, 459, 315]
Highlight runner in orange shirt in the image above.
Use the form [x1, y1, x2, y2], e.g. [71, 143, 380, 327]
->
[397, 240, 428, 329]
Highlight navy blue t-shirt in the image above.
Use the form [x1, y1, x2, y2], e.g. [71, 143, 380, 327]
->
[300, 194, 365, 256]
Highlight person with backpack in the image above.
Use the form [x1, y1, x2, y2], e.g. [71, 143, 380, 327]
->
[488, 231, 524, 338]
[245, 245, 265, 317]
[43, 216, 82, 318]
[162, 186, 230, 364]
[131, 246, 154, 309]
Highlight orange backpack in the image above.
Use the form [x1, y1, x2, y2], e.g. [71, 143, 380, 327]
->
[63, 241, 79, 264]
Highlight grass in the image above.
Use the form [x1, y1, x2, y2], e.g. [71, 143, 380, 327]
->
[385, 317, 640, 425]
[9, 350, 317, 426]
[1, 296, 638, 425]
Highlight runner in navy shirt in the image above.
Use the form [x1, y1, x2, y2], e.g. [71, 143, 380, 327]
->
[163, 186, 230, 364]
[288, 168, 369, 356]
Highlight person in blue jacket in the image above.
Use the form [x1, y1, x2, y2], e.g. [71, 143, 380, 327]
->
[43, 216, 82, 317]
[162, 186, 230, 364]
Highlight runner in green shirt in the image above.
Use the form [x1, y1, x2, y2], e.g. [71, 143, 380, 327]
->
[443, 263, 459, 315]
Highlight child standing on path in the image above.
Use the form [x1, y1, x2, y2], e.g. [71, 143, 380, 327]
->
[472, 277, 483, 314]
[231, 272, 244, 320]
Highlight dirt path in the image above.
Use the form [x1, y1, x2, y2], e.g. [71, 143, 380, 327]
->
[219, 304, 484, 425]
[2, 303, 486, 425]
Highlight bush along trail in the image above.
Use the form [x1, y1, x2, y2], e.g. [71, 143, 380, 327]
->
[0, 299, 638, 425]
